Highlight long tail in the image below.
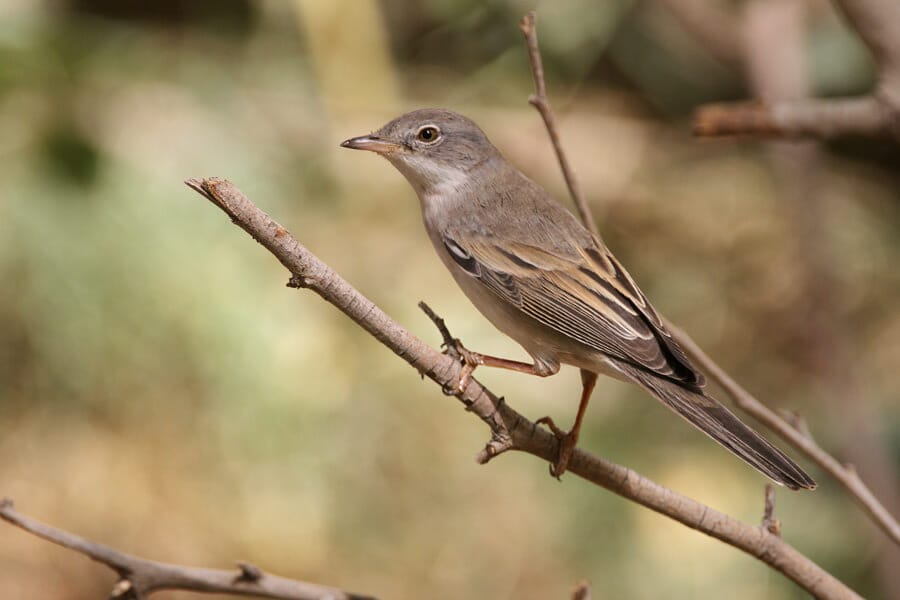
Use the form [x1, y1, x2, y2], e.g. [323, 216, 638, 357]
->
[611, 361, 816, 490]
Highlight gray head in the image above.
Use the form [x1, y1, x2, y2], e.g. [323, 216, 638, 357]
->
[341, 108, 501, 195]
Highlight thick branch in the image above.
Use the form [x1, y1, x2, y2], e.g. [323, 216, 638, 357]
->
[184, 177, 860, 600]
[0, 498, 373, 600]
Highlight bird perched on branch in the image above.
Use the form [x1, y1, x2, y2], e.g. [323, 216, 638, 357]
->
[341, 108, 815, 489]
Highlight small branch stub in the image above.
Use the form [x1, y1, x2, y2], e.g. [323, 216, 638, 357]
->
[763, 485, 782, 536]
[235, 561, 263, 583]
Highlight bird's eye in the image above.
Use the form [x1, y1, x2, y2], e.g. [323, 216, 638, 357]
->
[416, 126, 440, 143]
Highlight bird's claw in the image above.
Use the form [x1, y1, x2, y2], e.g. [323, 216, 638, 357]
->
[536, 416, 576, 479]
[441, 337, 484, 394]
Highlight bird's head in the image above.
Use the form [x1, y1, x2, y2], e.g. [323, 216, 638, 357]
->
[341, 108, 500, 195]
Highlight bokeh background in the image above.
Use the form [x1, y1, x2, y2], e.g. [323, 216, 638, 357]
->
[1, 1, 898, 598]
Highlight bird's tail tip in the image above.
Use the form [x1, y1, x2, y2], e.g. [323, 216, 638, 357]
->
[612, 361, 817, 491]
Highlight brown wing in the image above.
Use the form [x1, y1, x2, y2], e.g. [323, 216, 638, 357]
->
[442, 234, 705, 389]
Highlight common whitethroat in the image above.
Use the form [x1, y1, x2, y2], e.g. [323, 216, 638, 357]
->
[342, 108, 815, 489]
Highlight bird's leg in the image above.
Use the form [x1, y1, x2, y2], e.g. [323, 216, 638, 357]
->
[536, 369, 598, 479]
[420, 302, 555, 394]
[453, 344, 552, 394]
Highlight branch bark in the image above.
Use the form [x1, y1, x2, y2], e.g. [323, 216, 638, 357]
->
[0, 498, 374, 600]
[689, 0, 900, 140]
[181, 176, 861, 600]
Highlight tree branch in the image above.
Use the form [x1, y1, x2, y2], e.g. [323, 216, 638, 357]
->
[519, 12, 599, 240]
[694, 97, 899, 140]
[520, 6, 900, 547]
[690, 0, 900, 140]
[0, 498, 374, 600]
[182, 176, 860, 600]
[693, 96, 893, 139]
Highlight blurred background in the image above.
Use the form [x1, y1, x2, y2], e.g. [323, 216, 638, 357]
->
[0, 0, 897, 598]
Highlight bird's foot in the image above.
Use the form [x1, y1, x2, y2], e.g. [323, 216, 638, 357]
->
[439, 337, 484, 395]
[535, 416, 577, 480]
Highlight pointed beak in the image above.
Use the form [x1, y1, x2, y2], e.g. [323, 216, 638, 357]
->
[340, 135, 402, 154]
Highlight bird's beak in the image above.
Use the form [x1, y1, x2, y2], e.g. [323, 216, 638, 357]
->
[340, 135, 402, 155]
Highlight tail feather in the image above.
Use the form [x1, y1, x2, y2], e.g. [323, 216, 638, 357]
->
[612, 361, 816, 490]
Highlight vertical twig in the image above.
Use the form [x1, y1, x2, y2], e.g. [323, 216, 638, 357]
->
[519, 12, 599, 240]
[762, 485, 782, 536]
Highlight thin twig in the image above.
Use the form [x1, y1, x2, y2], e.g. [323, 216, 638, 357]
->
[519, 12, 599, 239]
[517, 8, 900, 547]
[0, 498, 374, 600]
[182, 176, 860, 599]
[418, 301, 459, 357]
[669, 325, 900, 546]
[762, 485, 782, 536]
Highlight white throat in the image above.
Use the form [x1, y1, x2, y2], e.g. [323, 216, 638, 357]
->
[388, 154, 471, 203]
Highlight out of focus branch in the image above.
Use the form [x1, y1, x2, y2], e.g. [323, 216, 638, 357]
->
[689, 0, 900, 140]
[0, 498, 373, 600]
[693, 96, 893, 139]
[184, 176, 860, 600]
[657, 0, 742, 67]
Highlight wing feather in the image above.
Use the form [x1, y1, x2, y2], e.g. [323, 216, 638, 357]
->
[444, 234, 704, 388]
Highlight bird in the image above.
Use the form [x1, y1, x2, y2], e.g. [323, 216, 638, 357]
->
[340, 108, 816, 489]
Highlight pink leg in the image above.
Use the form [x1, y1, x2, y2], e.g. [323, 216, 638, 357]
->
[536, 369, 598, 479]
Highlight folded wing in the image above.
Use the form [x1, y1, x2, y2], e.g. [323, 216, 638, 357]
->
[442, 234, 704, 388]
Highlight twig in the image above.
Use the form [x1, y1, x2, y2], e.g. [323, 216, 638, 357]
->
[518, 8, 900, 548]
[762, 485, 781, 536]
[417, 301, 460, 358]
[519, 12, 599, 240]
[0, 498, 374, 600]
[670, 325, 900, 546]
[184, 176, 861, 599]
[691, 0, 900, 139]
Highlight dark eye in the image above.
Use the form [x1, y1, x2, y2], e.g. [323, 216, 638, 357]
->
[416, 126, 440, 142]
